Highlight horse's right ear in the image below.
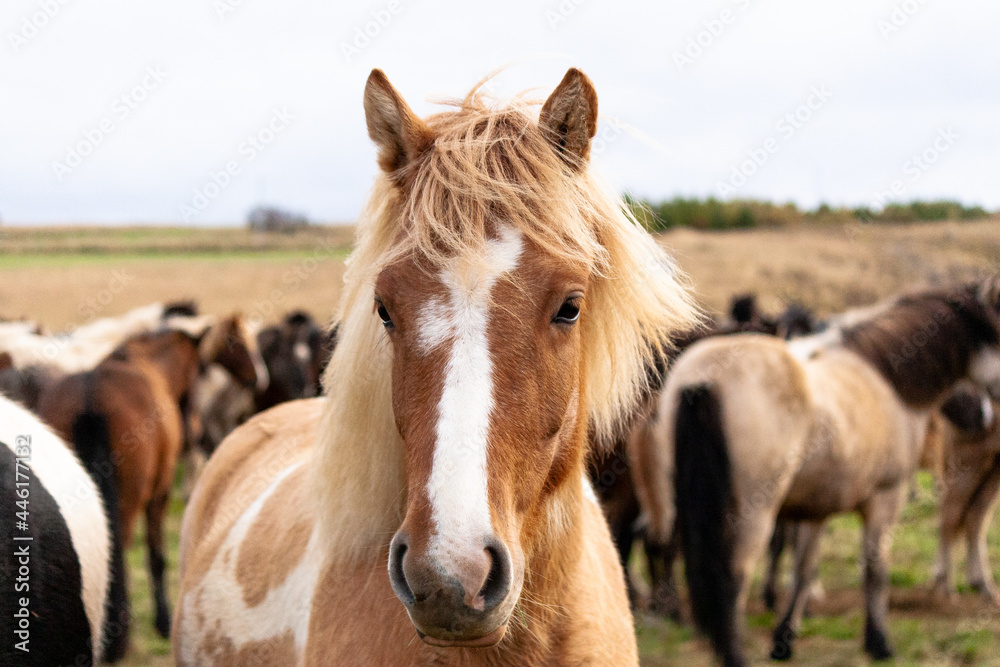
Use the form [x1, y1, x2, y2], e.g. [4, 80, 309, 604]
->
[364, 69, 435, 176]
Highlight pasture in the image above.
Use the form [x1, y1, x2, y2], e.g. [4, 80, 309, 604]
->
[2, 219, 999, 665]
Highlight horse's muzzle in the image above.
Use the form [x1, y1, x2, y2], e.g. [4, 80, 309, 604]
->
[388, 531, 515, 646]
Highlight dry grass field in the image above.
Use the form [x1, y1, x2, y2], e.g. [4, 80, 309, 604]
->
[2, 219, 999, 665]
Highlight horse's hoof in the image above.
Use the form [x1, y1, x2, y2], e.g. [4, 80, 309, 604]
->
[970, 584, 1000, 608]
[864, 624, 894, 661]
[155, 612, 171, 638]
[770, 642, 794, 661]
[771, 624, 795, 661]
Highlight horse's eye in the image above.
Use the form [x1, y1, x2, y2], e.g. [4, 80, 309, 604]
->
[375, 300, 394, 328]
[553, 298, 581, 325]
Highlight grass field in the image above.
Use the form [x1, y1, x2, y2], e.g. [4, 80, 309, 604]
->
[2, 220, 999, 665]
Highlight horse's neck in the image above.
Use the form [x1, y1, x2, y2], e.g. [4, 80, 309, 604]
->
[840, 301, 981, 408]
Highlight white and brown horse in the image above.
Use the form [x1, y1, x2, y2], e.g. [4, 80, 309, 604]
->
[660, 280, 1000, 666]
[1, 395, 111, 666]
[173, 68, 698, 665]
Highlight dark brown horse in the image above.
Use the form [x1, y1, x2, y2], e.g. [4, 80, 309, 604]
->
[36, 315, 262, 660]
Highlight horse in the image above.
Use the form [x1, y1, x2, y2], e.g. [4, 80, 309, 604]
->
[0, 300, 199, 374]
[0, 301, 203, 410]
[929, 384, 1000, 605]
[35, 314, 264, 660]
[255, 310, 332, 412]
[602, 295, 819, 619]
[173, 67, 698, 665]
[0, 395, 111, 666]
[662, 280, 1000, 666]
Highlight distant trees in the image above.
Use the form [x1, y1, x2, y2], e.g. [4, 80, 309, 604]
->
[247, 206, 309, 233]
[626, 196, 992, 232]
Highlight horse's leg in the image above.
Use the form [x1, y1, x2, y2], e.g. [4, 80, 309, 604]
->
[963, 460, 1000, 605]
[763, 520, 788, 612]
[934, 459, 974, 598]
[860, 487, 905, 661]
[647, 524, 683, 623]
[146, 490, 172, 637]
[770, 520, 824, 661]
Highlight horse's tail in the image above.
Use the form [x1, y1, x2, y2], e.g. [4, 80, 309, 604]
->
[674, 384, 745, 667]
[72, 410, 130, 662]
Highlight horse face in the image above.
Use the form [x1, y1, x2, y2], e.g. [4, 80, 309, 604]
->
[376, 230, 589, 647]
[213, 317, 269, 393]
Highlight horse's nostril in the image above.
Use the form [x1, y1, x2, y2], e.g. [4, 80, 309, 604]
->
[388, 534, 414, 606]
[479, 540, 512, 612]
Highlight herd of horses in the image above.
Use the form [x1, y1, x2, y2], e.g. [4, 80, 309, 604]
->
[1, 304, 333, 664]
[2, 67, 999, 666]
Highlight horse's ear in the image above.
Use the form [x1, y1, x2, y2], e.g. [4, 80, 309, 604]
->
[539, 68, 599, 171]
[364, 69, 435, 175]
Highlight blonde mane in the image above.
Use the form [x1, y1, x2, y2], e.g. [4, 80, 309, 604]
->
[314, 86, 700, 562]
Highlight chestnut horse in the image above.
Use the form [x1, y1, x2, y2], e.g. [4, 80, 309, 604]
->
[173, 68, 698, 665]
[663, 281, 1000, 666]
[36, 315, 263, 661]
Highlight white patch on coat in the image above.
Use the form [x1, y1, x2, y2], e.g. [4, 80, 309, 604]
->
[425, 227, 523, 567]
[0, 396, 110, 663]
[970, 347, 1000, 401]
[177, 460, 320, 666]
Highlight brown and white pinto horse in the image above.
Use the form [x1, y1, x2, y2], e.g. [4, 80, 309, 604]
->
[36, 315, 263, 660]
[664, 280, 1000, 666]
[173, 68, 698, 665]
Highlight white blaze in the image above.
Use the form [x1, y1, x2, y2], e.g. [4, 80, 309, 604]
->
[420, 227, 523, 561]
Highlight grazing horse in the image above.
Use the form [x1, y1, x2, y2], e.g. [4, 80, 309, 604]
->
[930, 385, 1000, 605]
[173, 68, 698, 665]
[664, 280, 1000, 666]
[0, 395, 111, 666]
[36, 315, 264, 660]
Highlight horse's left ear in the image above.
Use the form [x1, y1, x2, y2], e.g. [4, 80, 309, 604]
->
[364, 69, 435, 176]
[539, 68, 599, 171]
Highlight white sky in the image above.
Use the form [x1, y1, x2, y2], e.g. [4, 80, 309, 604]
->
[1, 0, 998, 225]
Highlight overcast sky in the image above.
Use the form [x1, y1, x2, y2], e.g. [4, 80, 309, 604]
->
[1, 0, 997, 225]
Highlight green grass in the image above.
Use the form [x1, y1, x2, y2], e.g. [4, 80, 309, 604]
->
[115, 470, 1000, 666]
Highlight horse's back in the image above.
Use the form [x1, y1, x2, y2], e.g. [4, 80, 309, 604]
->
[175, 398, 322, 666]
[661, 334, 812, 491]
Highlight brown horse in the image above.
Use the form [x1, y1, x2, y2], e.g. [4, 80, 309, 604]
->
[660, 281, 1000, 666]
[930, 385, 1000, 605]
[36, 315, 263, 660]
[173, 68, 698, 665]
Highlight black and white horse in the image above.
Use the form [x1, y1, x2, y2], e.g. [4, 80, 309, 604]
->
[0, 395, 114, 665]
